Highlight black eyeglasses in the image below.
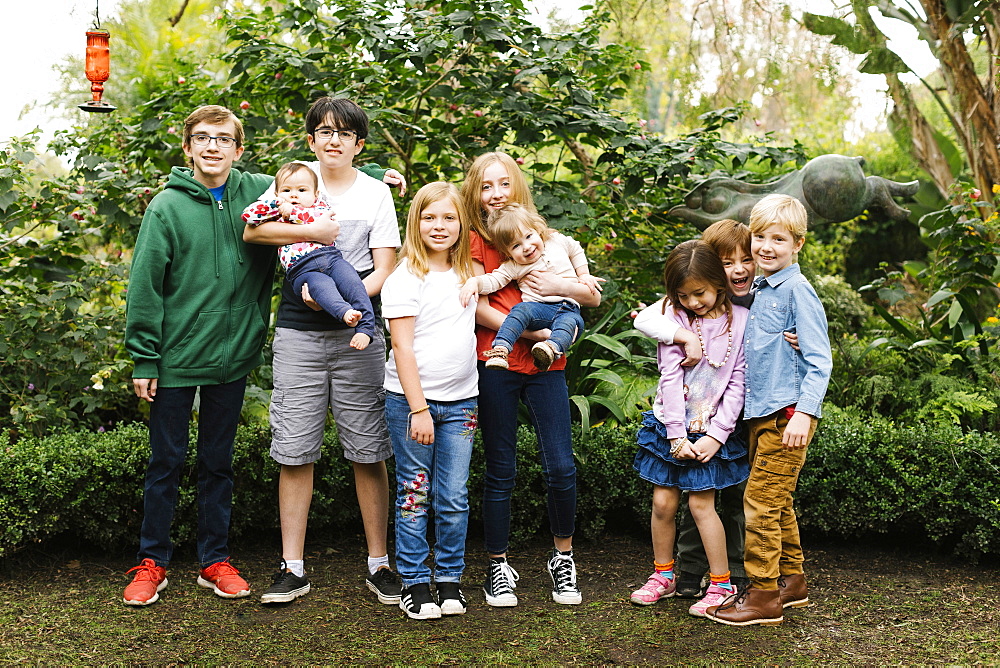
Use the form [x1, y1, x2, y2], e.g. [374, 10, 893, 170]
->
[190, 134, 240, 148]
[313, 128, 358, 142]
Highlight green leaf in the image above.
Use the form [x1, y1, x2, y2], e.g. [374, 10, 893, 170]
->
[802, 13, 871, 54]
[584, 368, 625, 386]
[583, 333, 633, 361]
[858, 47, 909, 75]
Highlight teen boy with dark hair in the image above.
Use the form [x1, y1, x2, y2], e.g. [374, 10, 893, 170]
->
[244, 97, 403, 605]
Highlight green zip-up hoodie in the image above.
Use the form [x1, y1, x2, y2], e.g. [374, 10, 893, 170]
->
[125, 166, 275, 387]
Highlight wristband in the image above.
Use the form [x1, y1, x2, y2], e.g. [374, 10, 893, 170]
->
[669, 437, 687, 457]
[408, 405, 430, 416]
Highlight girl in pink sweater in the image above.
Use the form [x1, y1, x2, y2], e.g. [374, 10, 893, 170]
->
[630, 240, 750, 618]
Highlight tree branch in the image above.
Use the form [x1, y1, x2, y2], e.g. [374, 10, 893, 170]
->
[168, 0, 191, 27]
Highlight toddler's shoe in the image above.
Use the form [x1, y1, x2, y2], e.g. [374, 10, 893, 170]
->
[530, 341, 560, 371]
[123, 558, 167, 606]
[197, 558, 251, 599]
[484, 346, 509, 369]
[688, 583, 735, 617]
[629, 572, 675, 606]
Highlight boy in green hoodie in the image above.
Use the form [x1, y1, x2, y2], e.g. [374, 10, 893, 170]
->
[121, 105, 341, 606]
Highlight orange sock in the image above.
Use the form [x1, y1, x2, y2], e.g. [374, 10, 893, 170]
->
[710, 570, 732, 591]
[655, 560, 675, 580]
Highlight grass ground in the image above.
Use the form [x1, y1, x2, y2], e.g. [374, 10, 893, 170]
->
[0, 533, 997, 665]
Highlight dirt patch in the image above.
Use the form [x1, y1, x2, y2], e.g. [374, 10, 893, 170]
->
[0, 532, 997, 664]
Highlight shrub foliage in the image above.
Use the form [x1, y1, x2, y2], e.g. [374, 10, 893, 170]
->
[2, 411, 998, 560]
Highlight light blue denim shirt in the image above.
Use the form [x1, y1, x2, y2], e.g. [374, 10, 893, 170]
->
[744, 263, 832, 420]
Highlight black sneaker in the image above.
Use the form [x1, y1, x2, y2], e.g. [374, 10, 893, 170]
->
[437, 581, 468, 616]
[675, 571, 707, 599]
[260, 561, 311, 604]
[547, 549, 582, 605]
[483, 558, 519, 607]
[366, 567, 402, 604]
[399, 582, 442, 620]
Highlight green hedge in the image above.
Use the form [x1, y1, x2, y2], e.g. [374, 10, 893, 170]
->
[2, 408, 998, 559]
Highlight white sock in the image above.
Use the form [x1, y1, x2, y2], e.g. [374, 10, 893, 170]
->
[368, 555, 389, 575]
[285, 559, 305, 578]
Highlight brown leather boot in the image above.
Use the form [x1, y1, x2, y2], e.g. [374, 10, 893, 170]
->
[706, 585, 783, 626]
[778, 573, 809, 609]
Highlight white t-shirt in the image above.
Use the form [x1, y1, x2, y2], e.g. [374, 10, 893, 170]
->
[261, 162, 400, 271]
[634, 298, 680, 343]
[382, 261, 478, 401]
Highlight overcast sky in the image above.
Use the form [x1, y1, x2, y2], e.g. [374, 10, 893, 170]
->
[1, 0, 936, 146]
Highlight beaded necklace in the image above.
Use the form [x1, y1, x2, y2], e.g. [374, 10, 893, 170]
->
[693, 312, 733, 369]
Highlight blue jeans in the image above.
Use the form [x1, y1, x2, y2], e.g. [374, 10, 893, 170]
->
[478, 363, 576, 554]
[287, 247, 376, 339]
[493, 301, 584, 354]
[138, 377, 247, 568]
[385, 392, 477, 586]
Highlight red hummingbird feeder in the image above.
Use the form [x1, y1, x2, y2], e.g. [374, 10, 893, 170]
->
[78, 29, 116, 113]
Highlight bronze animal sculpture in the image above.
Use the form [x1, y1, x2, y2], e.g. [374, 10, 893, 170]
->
[670, 154, 919, 229]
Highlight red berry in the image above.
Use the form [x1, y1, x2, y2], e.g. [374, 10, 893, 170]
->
[633, 63, 641, 70]
[515, 157, 525, 165]
[630, 310, 639, 318]
[239, 100, 250, 110]
[275, 72, 283, 79]
[449, 104, 458, 111]
[177, 76, 186, 84]
[604, 243, 614, 251]
[971, 188, 981, 200]
[77, 186, 85, 194]
[473, 110, 483, 117]
[612, 177, 621, 185]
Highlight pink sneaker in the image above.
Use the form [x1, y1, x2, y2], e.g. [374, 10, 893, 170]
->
[197, 558, 251, 599]
[630, 572, 675, 606]
[689, 583, 735, 617]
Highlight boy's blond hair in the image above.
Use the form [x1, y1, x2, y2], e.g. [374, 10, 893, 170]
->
[461, 151, 537, 245]
[701, 218, 751, 259]
[487, 204, 550, 260]
[400, 182, 474, 283]
[749, 194, 808, 240]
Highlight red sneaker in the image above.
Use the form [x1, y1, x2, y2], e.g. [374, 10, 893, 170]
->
[123, 558, 168, 606]
[197, 558, 251, 598]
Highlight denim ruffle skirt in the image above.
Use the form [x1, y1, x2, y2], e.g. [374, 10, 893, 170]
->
[633, 410, 750, 491]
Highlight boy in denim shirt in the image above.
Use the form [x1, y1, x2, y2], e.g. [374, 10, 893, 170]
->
[707, 194, 831, 627]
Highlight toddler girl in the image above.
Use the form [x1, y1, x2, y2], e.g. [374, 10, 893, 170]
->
[242, 161, 374, 349]
[631, 239, 750, 617]
[458, 203, 602, 371]
[382, 182, 478, 620]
